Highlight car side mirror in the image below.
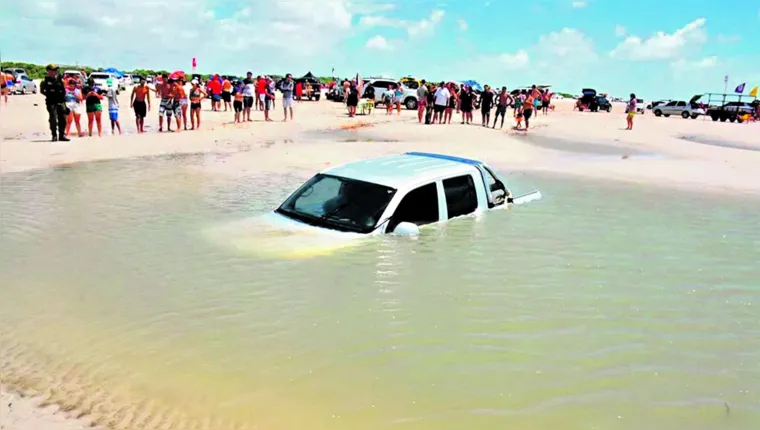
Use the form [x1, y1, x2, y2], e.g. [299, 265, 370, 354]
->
[391, 222, 420, 237]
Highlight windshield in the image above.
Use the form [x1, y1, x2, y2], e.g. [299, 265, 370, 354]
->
[276, 174, 396, 234]
[90, 74, 110, 80]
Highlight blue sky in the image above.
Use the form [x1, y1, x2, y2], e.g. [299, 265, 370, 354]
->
[3, 0, 759, 100]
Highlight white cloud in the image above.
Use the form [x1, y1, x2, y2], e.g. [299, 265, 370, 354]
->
[715, 34, 741, 43]
[536, 28, 597, 59]
[1, 0, 376, 73]
[407, 9, 445, 37]
[458, 19, 469, 31]
[496, 50, 530, 69]
[359, 15, 405, 27]
[365, 35, 393, 51]
[571, 1, 588, 8]
[350, 3, 396, 14]
[359, 8, 445, 38]
[670, 56, 718, 72]
[615, 25, 626, 37]
[610, 18, 708, 61]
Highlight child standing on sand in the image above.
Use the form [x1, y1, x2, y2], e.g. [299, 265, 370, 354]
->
[106, 85, 122, 135]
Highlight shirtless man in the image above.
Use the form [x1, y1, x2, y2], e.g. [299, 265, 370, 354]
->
[492, 87, 513, 129]
[130, 78, 151, 133]
[153, 73, 173, 132]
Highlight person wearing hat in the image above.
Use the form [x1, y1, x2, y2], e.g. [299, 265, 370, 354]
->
[39, 64, 70, 142]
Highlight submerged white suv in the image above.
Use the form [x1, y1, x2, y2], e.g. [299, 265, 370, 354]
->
[652, 100, 705, 119]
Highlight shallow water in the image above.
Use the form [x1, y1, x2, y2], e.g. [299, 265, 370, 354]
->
[678, 135, 760, 152]
[1, 155, 759, 430]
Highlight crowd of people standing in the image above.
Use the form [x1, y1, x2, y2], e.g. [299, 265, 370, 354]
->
[39, 64, 559, 142]
[37, 66, 304, 141]
[415, 81, 553, 131]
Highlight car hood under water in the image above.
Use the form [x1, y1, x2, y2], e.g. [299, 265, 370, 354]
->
[201, 211, 365, 259]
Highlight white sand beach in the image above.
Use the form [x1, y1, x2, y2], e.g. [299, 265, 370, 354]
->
[1, 89, 759, 429]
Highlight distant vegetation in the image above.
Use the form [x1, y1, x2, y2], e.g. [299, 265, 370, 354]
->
[0, 61, 335, 83]
[2, 61, 571, 92]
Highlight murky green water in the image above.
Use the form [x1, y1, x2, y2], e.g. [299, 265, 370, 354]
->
[1, 155, 759, 430]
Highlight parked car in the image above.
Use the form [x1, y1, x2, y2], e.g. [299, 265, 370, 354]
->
[2, 68, 27, 78]
[596, 95, 612, 112]
[652, 100, 706, 119]
[131, 75, 144, 84]
[88, 72, 120, 94]
[577, 88, 605, 112]
[706, 101, 755, 123]
[12, 74, 37, 94]
[647, 99, 670, 110]
[363, 78, 418, 109]
[63, 70, 88, 85]
[294, 72, 322, 101]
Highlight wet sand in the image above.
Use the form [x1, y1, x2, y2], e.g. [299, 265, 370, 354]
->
[1, 89, 759, 429]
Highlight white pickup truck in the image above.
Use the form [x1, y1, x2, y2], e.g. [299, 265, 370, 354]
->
[205, 152, 541, 259]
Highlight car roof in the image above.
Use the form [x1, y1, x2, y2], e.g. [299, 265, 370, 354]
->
[322, 152, 483, 188]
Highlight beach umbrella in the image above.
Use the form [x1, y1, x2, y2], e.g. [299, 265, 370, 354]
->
[103, 67, 124, 77]
[461, 80, 482, 91]
[169, 70, 186, 80]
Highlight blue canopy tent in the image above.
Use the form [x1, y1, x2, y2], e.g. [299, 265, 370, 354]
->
[461, 80, 483, 91]
[103, 68, 125, 78]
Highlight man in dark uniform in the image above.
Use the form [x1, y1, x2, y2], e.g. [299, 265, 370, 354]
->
[40, 64, 70, 142]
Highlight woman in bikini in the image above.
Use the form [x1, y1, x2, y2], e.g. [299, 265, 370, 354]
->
[176, 79, 189, 131]
[189, 81, 207, 130]
[625, 93, 637, 130]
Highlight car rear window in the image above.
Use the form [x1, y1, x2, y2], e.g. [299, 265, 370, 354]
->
[90, 74, 110, 79]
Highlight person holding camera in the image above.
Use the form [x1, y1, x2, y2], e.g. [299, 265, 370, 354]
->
[40, 64, 70, 142]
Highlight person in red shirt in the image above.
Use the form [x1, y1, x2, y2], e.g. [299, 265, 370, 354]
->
[295, 81, 303, 102]
[208, 75, 223, 111]
[256, 76, 267, 110]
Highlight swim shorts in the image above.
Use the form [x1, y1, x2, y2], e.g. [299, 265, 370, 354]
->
[109, 107, 118, 121]
[86, 103, 102, 114]
[222, 91, 231, 103]
[159, 98, 171, 117]
[233, 100, 243, 113]
[190, 102, 202, 110]
[523, 109, 533, 120]
[211, 93, 221, 102]
[433, 104, 445, 114]
[282, 97, 294, 108]
[243, 96, 254, 109]
[173, 100, 182, 117]
[133, 100, 147, 118]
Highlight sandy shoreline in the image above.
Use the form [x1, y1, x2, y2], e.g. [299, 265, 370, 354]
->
[1, 90, 760, 428]
[1, 385, 99, 430]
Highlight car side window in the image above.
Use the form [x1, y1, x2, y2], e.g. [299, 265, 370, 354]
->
[676, 101, 686, 107]
[665, 101, 677, 107]
[387, 183, 439, 232]
[373, 81, 390, 89]
[443, 175, 478, 219]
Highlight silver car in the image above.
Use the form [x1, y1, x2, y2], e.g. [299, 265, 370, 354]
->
[13, 74, 37, 95]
